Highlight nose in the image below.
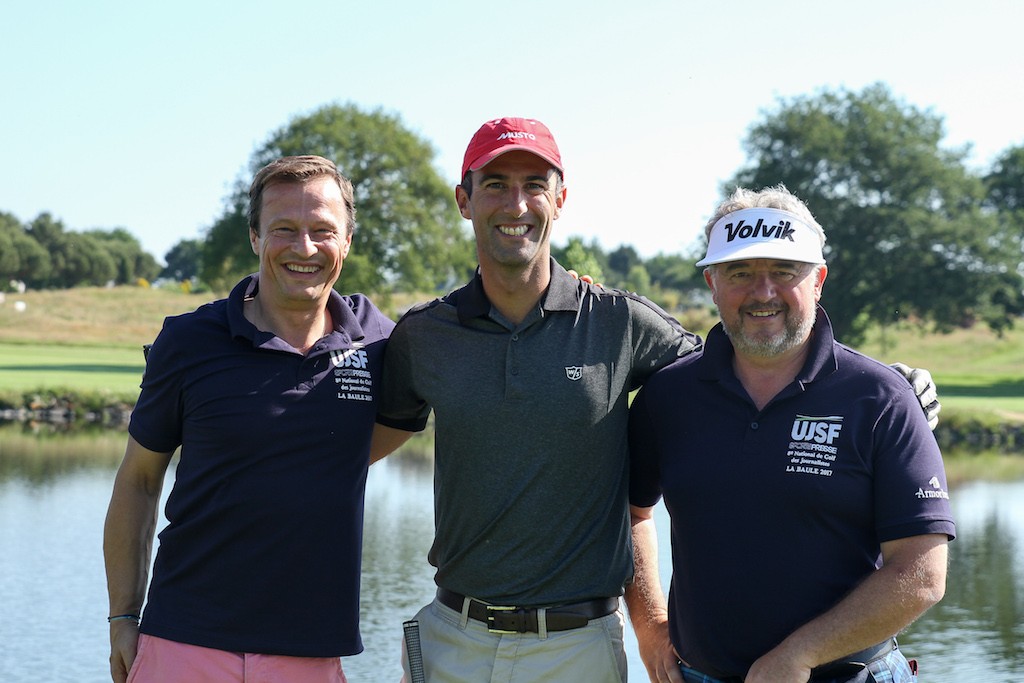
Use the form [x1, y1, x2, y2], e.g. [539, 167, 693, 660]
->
[503, 187, 528, 217]
[750, 273, 778, 300]
[291, 230, 318, 257]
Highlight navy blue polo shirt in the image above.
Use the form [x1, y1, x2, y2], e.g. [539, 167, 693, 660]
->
[629, 307, 955, 679]
[130, 275, 393, 657]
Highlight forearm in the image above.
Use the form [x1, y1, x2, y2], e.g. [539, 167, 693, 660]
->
[103, 439, 171, 682]
[103, 439, 170, 615]
[624, 512, 668, 630]
[103, 479, 161, 615]
[625, 505, 681, 682]
[746, 534, 948, 682]
[369, 423, 415, 464]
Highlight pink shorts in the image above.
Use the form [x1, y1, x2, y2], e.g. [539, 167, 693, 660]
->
[127, 634, 348, 683]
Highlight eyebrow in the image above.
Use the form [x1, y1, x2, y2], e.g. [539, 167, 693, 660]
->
[723, 260, 803, 272]
[478, 171, 553, 184]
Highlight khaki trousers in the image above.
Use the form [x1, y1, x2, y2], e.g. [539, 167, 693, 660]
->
[400, 597, 627, 683]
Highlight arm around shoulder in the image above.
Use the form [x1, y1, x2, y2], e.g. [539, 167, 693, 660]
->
[370, 423, 416, 464]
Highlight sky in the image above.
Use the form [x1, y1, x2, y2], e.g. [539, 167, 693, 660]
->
[4, 0, 1023, 266]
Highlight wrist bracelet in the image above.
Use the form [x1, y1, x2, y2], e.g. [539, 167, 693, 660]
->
[108, 614, 140, 623]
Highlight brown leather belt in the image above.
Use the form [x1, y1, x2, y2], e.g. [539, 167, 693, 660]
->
[436, 588, 618, 634]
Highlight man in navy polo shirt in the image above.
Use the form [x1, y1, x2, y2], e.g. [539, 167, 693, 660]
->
[103, 156, 393, 683]
[626, 185, 955, 683]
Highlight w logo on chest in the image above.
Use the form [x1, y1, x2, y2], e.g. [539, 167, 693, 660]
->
[565, 366, 583, 381]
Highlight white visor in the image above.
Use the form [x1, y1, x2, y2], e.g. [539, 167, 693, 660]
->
[696, 207, 825, 267]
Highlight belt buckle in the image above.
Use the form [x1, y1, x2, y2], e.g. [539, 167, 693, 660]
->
[485, 604, 521, 634]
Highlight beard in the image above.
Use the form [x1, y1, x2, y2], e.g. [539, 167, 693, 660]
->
[721, 305, 816, 358]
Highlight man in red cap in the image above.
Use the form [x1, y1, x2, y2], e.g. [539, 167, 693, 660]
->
[370, 119, 940, 682]
[372, 117, 701, 681]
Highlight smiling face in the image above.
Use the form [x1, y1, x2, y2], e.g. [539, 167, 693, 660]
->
[456, 150, 565, 276]
[705, 258, 827, 359]
[249, 175, 352, 312]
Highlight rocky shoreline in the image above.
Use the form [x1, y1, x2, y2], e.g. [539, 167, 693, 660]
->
[0, 396, 133, 431]
[1, 396, 1022, 453]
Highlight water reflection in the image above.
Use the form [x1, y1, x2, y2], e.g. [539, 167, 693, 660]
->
[0, 437, 1022, 682]
[0, 423, 125, 483]
[899, 480, 1024, 680]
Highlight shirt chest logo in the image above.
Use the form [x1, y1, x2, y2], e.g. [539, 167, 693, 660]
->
[565, 366, 583, 381]
[331, 346, 373, 402]
[785, 415, 844, 477]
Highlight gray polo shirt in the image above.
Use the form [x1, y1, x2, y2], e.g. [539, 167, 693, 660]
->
[377, 259, 700, 605]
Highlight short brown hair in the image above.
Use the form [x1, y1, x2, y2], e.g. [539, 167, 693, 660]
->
[248, 155, 356, 235]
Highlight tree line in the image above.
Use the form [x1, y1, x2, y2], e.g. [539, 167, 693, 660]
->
[0, 212, 162, 289]
[3, 84, 1022, 346]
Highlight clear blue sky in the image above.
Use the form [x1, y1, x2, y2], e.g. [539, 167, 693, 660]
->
[4, 0, 1022, 265]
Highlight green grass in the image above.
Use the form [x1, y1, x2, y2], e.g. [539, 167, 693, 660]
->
[854, 321, 1024, 419]
[2, 285, 1022, 417]
[0, 342, 145, 395]
[1, 286, 1022, 480]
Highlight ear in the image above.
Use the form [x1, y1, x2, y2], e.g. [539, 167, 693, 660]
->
[703, 268, 718, 304]
[552, 184, 567, 220]
[455, 185, 471, 220]
[249, 228, 260, 256]
[814, 265, 828, 301]
[341, 230, 353, 258]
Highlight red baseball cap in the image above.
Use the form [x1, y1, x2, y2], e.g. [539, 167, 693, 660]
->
[461, 117, 563, 179]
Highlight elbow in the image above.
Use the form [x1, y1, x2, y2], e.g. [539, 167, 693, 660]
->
[922, 570, 947, 608]
[908, 557, 948, 615]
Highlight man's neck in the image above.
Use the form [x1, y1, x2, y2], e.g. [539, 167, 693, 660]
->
[479, 259, 551, 325]
[244, 296, 332, 354]
[732, 344, 810, 411]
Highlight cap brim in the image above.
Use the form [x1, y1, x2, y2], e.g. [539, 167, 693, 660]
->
[696, 241, 826, 267]
[469, 146, 563, 173]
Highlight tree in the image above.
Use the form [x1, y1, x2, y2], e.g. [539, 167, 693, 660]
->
[622, 263, 652, 294]
[646, 251, 705, 294]
[202, 103, 475, 294]
[985, 145, 1024, 211]
[984, 146, 1024, 278]
[87, 228, 161, 284]
[606, 245, 641, 285]
[728, 83, 1023, 344]
[0, 213, 51, 285]
[552, 237, 606, 285]
[25, 215, 118, 286]
[201, 194, 253, 291]
[24, 213, 70, 288]
[162, 238, 204, 281]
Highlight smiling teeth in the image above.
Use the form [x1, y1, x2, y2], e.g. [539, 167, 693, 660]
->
[750, 311, 778, 317]
[287, 264, 319, 273]
[498, 225, 529, 237]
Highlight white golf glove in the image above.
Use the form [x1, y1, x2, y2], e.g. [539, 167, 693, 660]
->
[890, 362, 940, 430]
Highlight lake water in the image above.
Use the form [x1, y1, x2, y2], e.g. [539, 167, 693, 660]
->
[0, 446, 1021, 682]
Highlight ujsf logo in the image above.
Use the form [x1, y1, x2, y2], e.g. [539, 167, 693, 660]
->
[330, 348, 369, 369]
[790, 415, 843, 445]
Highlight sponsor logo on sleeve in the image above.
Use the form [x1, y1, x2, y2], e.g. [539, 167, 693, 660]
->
[916, 476, 950, 500]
